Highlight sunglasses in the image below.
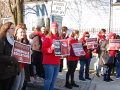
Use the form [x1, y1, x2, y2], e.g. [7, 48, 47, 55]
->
[85, 36, 89, 37]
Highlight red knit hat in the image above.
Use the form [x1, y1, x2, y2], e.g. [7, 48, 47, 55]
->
[51, 22, 58, 29]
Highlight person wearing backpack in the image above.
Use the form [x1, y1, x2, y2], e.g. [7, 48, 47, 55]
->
[0, 22, 20, 90]
[29, 27, 42, 81]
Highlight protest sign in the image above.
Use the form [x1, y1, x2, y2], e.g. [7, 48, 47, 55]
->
[12, 40, 31, 64]
[72, 43, 85, 56]
[86, 38, 98, 49]
[109, 39, 120, 50]
[51, 0, 67, 16]
[53, 40, 69, 56]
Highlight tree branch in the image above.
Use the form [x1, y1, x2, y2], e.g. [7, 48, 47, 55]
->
[7, 0, 13, 14]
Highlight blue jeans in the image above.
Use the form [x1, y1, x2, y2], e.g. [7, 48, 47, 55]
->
[103, 65, 113, 80]
[116, 61, 120, 78]
[96, 58, 103, 74]
[79, 59, 91, 79]
[43, 65, 60, 90]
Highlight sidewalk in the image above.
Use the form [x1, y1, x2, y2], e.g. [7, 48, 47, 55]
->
[27, 70, 95, 90]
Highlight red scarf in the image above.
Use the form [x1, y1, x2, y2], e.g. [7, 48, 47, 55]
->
[33, 31, 41, 37]
[97, 33, 105, 41]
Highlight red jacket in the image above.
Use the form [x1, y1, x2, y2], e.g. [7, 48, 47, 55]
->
[40, 34, 45, 43]
[108, 32, 116, 56]
[41, 34, 61, 65]
[80, 31, 91, 59]
[68, 37, 79, 61]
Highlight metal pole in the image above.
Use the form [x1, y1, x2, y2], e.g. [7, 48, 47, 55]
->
[109, 0, 112, 33]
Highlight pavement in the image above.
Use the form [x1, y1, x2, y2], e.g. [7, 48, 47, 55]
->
[27, 70, 120, 90]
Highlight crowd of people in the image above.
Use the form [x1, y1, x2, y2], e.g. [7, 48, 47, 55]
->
[0, 21, 120, 90]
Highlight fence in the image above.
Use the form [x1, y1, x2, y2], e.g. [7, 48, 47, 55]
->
[79, 28, 120, 35]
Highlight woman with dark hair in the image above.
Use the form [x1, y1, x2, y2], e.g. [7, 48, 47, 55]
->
[65, 30, 80, 89]
[41, 22, 61, 90]
[0, 22, 20, 90]
[95, 29, 106, 77]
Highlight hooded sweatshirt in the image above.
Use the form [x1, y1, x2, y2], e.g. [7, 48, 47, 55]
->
[41, 34, 61, 65]
[80, 31, 91, 59]
[108, 32, 116, 56]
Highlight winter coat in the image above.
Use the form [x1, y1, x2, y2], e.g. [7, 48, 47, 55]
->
[0, 39, 21, 79]
[99, 32, 116, 68]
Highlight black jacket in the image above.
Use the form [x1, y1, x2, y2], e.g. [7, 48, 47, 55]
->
[0, 39, 21, 79]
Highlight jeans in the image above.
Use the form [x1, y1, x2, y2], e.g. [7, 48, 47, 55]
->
[116, 61, 120, 78]
[43, 65, 60, 90]
[66, 60, 78, 83]
[79, 59, 91, 79]
[96, 58, 103, 74]
[103, 65, 113, 80]
[11, 69, 25, 90]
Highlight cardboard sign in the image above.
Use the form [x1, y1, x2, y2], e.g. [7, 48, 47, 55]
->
[86, 38, 98, 49]
[109, 39, 120, 50]
[53, 40, 69, 56]
[12, 40, 31, 64]
[51, 1, 67, 16]
[72, 43, 85, 56]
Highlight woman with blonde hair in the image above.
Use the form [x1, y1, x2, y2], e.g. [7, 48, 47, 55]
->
[0, 22, 20, 90]
[65, 30, 79, 89]
[41, 22, 61, 90]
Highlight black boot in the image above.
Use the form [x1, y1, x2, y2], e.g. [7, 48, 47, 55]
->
[71, 81, 79, 87]
[65, 82, 72, 89]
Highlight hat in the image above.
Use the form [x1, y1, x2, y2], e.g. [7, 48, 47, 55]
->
[50, 22, 58, 29]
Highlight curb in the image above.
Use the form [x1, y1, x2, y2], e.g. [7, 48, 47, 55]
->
[88, 83, 96, 90]
[27, 82, 62, 90]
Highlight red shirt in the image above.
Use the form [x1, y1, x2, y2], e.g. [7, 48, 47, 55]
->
[21, 63, 24, 69]
[68, 38, 79, 61]
[41, 34, 61, 65]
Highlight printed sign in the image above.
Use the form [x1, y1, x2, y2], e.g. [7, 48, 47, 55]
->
[53, 40, 69, 56]
[12, 40, 31, 64]
[72, 43, 85, 56]
[109, 39, 120, 50]
[51, 1, 67, 16]
[86, 38, 98, 49]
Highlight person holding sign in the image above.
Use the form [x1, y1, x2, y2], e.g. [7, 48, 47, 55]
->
[0, 22, 20, 90]
[79, 31, 93, 81]
[99, 32, 116, 82]
[41, 22, 61, 90]
[12, 23, 30, 90]
[65, 30, 79, 89]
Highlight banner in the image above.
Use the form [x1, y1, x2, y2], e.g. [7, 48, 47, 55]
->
[109, 39, 120, 50]
[12, 40, 31, 64]
[72, 43, 85, 56]
[53, 40, 69, 56]
[86, 38, 98, 49]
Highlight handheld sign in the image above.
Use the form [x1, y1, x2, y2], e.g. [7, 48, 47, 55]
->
[12, 40, 31, 64]
[72, 43, 85, 56]
[53, 40, 69, 56]
[86, 38, 98, 49]
[109, 39, 120, 50]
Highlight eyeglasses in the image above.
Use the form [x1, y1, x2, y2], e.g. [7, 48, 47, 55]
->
[85, 36, 89, 37]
